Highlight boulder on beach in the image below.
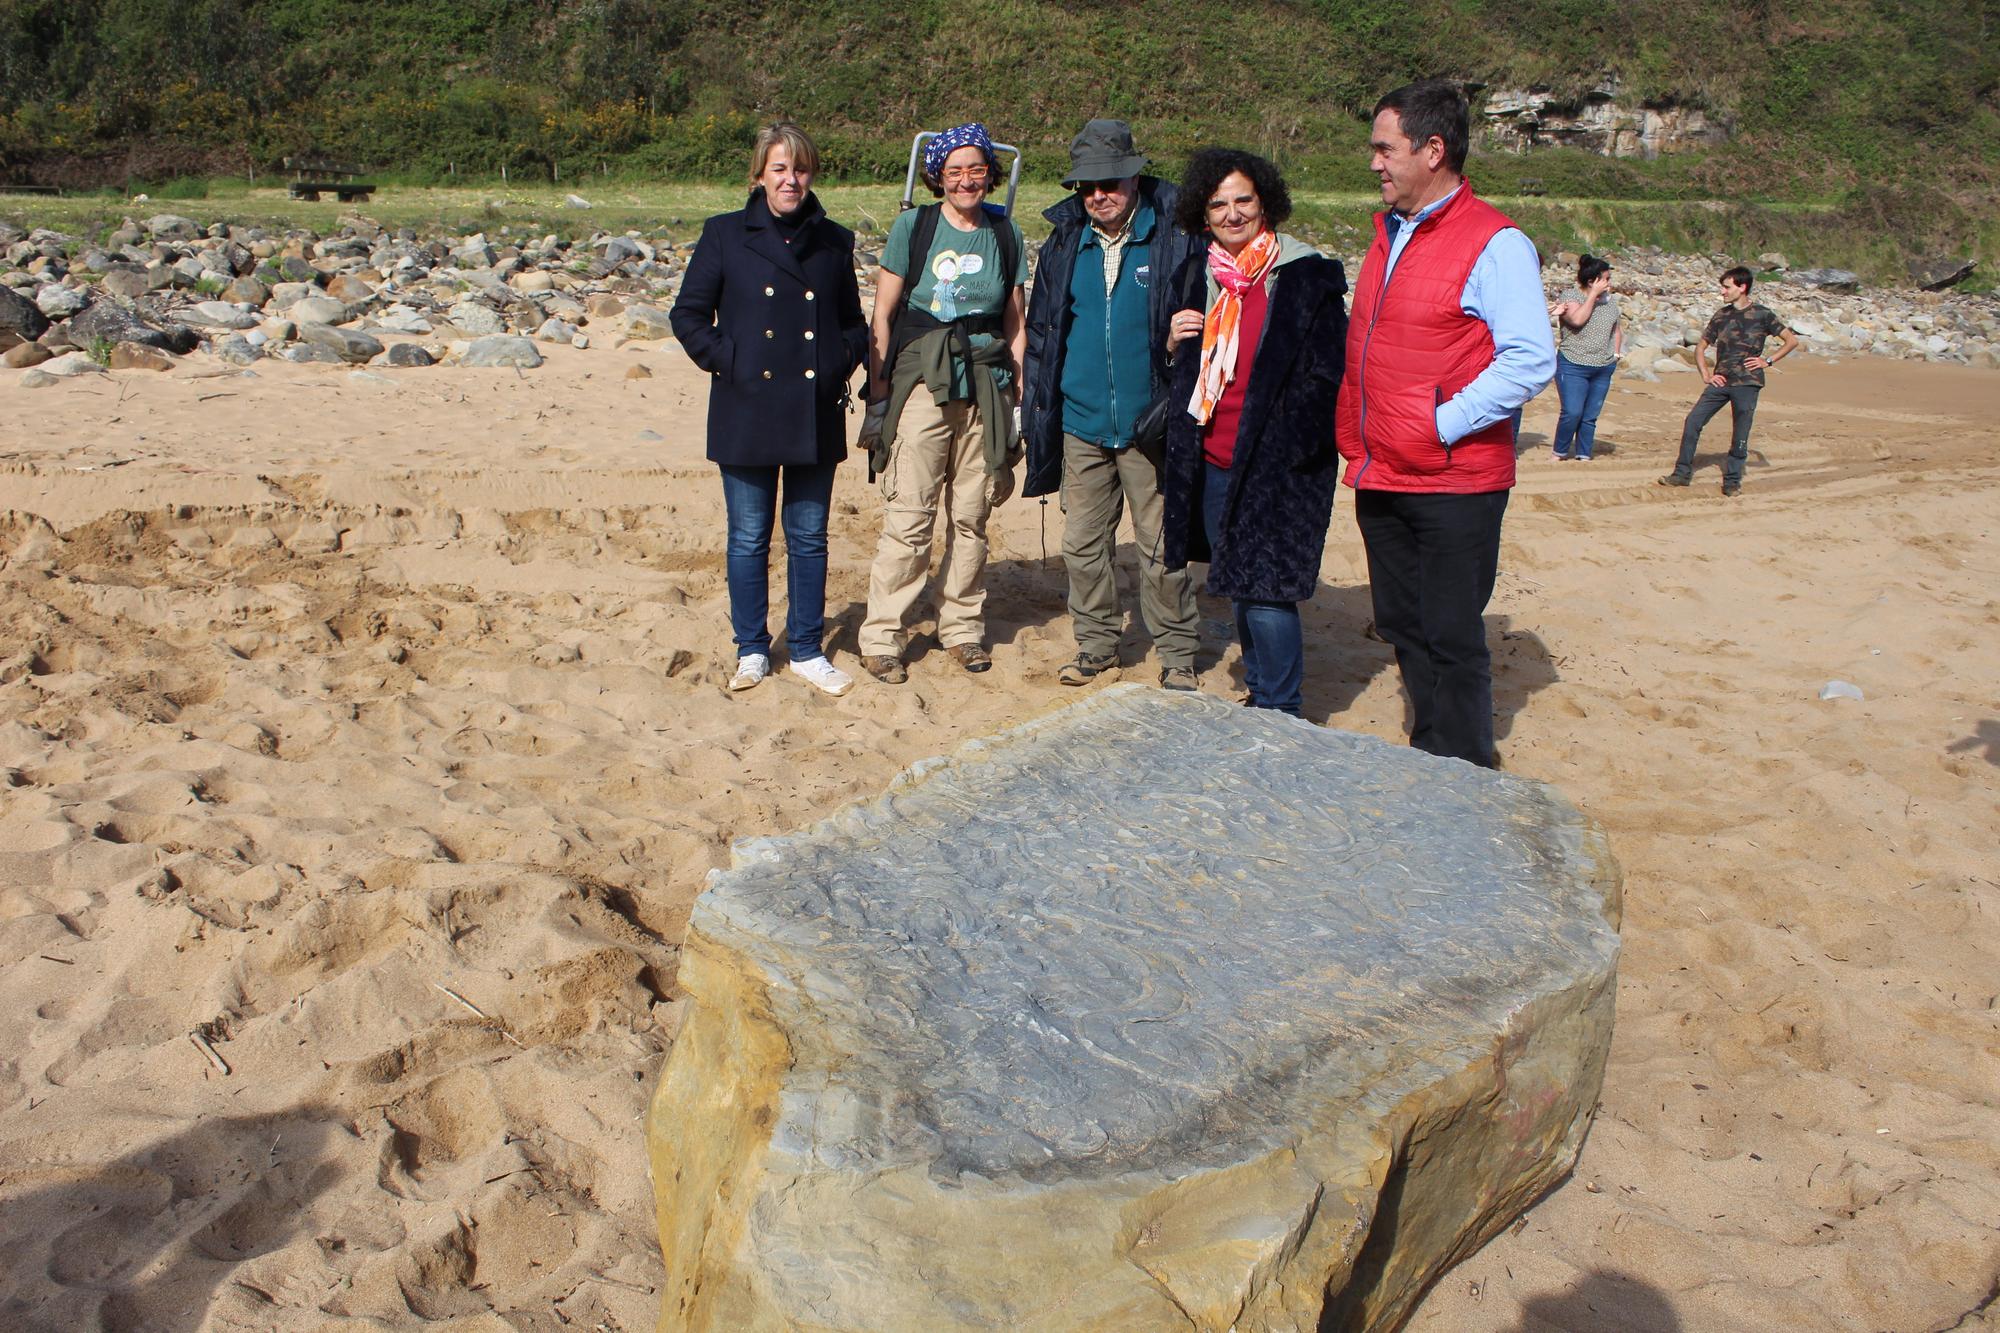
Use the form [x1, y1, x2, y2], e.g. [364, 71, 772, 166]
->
[35, 285, 88, 319]
[383, 342, 435, 367]
[40, 351, 107, 377]
[144, 213, 201, 241]
[0, 285, 50, 342]
[299, 322, 384, 364]
[460, 334, 542, 368]
[107, 343, 177, 372]
[178, 300, 260, 330]
[68, 298, 199, 355]
[624, 304, 673, 340]
[649, 688, 1622, 1332]
[446, 301, 506, 337]
[1784, 267, 1861, 293]
[288, 295, 352, 326]
[1909, 256, 1975, 291]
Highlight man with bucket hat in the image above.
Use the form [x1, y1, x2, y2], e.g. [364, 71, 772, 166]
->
[1022, 119, 1203, 690]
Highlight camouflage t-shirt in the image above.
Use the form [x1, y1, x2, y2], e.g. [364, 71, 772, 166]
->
[1702, 302, 1788, 387]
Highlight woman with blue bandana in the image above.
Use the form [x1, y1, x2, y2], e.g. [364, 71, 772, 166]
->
[857, 123, 1029, 682]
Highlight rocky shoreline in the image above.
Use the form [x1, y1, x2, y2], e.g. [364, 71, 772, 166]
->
[2, 212, 1995, 385]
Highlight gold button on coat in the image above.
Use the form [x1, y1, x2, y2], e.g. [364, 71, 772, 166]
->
[805, 369, 816, 379]
[762, 370, 772, 379]
[765, 329, 774, 338]
[804, 330, 814, 340]
[764, 286, 774, 296]
[804, 291, 815, 301]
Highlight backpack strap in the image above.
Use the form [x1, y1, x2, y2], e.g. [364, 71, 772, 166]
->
[881, 202, 1018, 398]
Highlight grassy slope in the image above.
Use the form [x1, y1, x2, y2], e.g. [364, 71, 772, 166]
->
[1, 0, 1996, 279]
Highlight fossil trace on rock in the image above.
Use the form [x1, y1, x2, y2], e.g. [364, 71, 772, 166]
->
[647, 686, 1622, 1331]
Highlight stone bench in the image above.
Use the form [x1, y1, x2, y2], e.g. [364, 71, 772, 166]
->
[647, 686, 1622, 1331]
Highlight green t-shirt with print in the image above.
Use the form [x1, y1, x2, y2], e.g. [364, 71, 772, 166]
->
[882, 207, 1029, 324]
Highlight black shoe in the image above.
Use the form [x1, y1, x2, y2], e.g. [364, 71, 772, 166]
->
[1657, 473, 1690, 487]
[1721, 481, 1741, 497]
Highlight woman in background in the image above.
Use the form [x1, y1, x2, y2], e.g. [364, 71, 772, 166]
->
[1548, 254, 1622, 460]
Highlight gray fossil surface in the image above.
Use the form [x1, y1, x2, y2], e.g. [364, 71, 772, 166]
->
[648, 686, 1622, 1332]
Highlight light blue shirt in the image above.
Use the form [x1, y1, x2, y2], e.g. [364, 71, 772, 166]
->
[1382, 185, 1556, 445]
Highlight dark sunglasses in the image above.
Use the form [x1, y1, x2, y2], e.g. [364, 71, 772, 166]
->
[1074, 179, 1126, 196]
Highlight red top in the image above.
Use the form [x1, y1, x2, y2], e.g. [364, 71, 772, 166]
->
[1335, 184, 1519, 494]
[1202, 279, 1269, 469]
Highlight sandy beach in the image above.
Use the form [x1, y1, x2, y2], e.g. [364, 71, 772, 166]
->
[1, 339, 1996, 1331]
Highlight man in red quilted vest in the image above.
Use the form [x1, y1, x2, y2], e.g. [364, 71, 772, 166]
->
[1335, 80, 1555, 769]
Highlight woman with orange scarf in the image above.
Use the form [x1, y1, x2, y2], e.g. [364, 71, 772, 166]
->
[1158, 149, 1348, 717]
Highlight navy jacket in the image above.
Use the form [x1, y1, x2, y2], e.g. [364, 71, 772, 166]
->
[1021, 177, 1199, 497]
[1160, 247, 1349, 603]
[669, 189, 869, 466]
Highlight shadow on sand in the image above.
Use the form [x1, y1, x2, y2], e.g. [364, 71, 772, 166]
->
[0, 1106, 347, 1332]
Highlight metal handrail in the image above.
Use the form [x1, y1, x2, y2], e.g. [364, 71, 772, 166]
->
[900, 131, 1022, 217]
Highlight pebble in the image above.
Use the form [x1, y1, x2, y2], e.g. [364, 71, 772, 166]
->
[41, 351, 106, 376]
[107, 344, 176, 371]
[383, 343, 434, 367]
[35, 285, 88, 318]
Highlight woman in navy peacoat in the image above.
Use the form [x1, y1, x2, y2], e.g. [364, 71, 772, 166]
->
[669, 122, 869, 695]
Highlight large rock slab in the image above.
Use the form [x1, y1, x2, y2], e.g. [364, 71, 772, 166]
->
[648, 687, 1622, 1332]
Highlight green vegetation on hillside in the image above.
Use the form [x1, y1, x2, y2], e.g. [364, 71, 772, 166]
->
[1, 0, 1995, 276]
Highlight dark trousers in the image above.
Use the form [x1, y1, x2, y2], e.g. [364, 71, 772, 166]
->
[1354, 488, 1509, 767]
[1674, 384, 1759, 484]
[719, 461, 838, 660]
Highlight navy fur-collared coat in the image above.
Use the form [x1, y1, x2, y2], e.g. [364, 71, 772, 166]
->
[669, 188, 869, 466]
[1159, 244, 1348, 602]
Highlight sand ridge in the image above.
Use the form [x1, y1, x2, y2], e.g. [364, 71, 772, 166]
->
[1, 342, 1997, 1330]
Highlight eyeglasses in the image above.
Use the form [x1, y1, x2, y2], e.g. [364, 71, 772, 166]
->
[1075, 179, 1126, 196]
[941, 166, 990, 185]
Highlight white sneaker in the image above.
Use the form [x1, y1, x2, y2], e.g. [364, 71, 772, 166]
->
[728, 653, 770, 691]
[788, 656, 854, 697]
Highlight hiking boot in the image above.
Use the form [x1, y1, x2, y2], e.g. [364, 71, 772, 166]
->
[1721, 481, 1742, 497]
[1057, 650, 1118, 686]
[1657, 473, 1690, 487]
[946, 643, 992, 673]
[861, 654, 907, 685]
[788, 656, 854, 697]
[728, 653, 770, 692]
[1159, 666, 1199, 692]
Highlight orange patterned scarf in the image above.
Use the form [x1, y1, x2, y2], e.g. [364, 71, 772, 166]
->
[1189, 228, 1280, 425]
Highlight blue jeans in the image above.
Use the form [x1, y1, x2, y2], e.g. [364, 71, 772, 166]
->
[719, 461, 837, 660]
[1552, 356, 1615, 458]
[1203, 463, 1303, 716]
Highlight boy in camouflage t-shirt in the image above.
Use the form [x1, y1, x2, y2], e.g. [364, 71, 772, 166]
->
[1660, 266, 1802, 495]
